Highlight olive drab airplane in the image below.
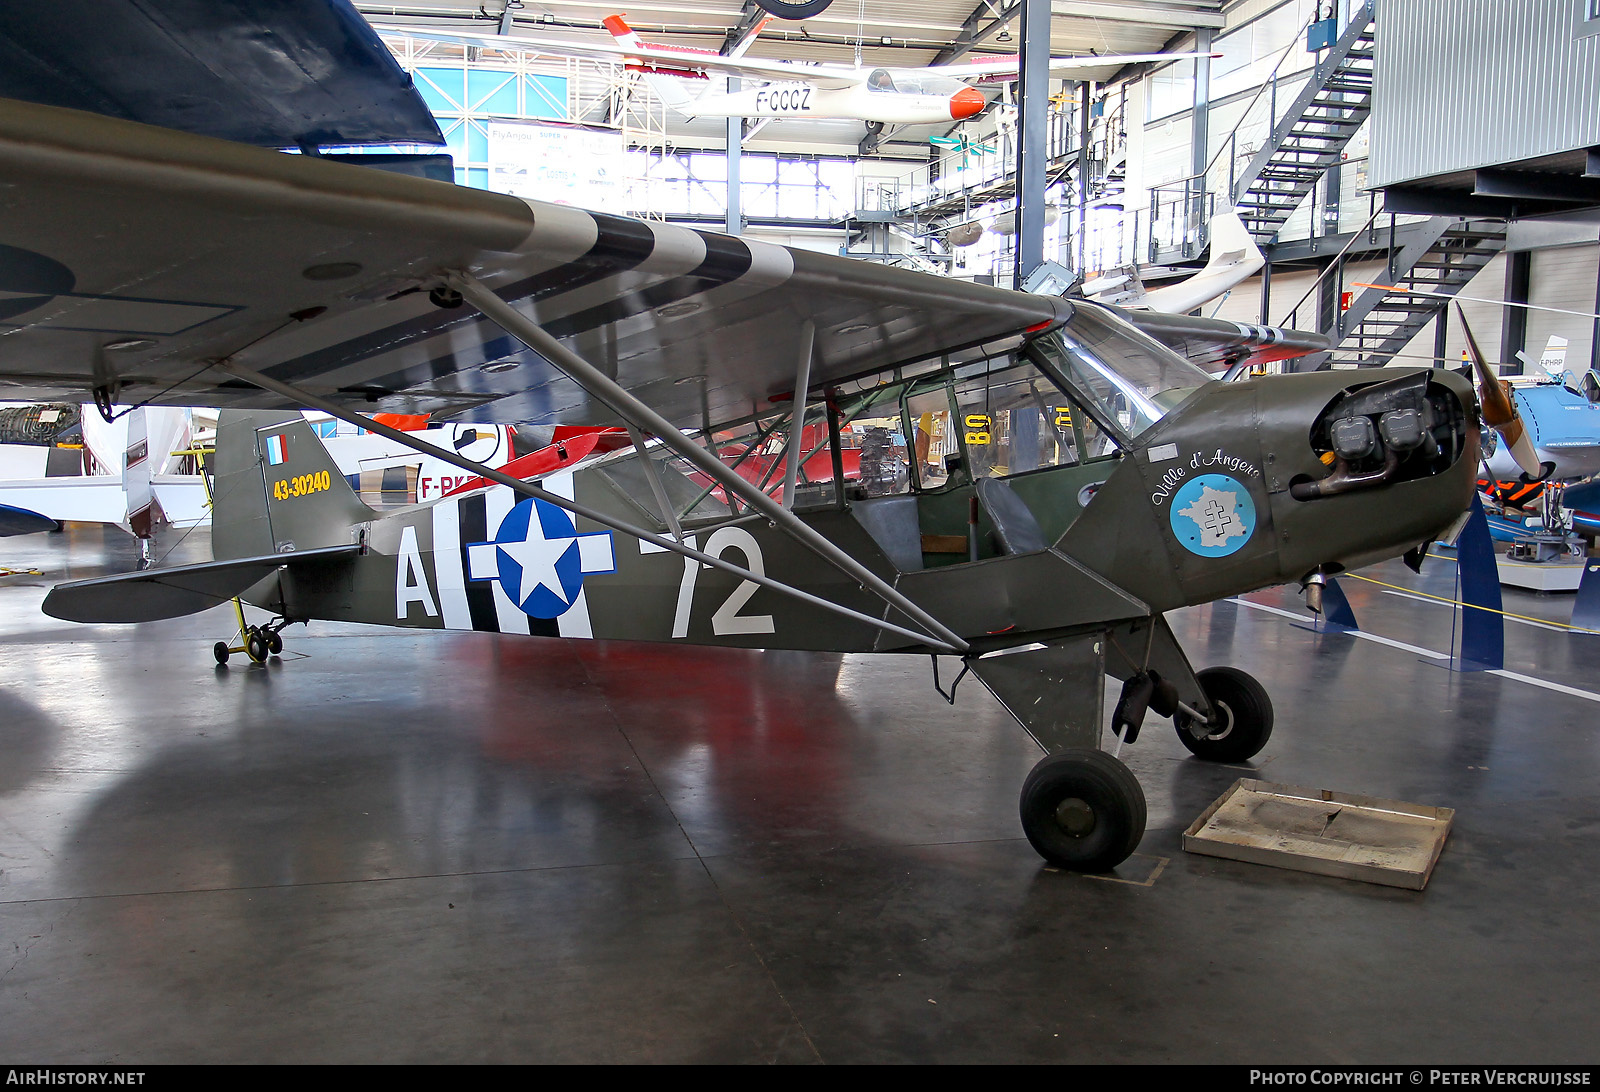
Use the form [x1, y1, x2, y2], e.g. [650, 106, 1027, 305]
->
[0, 8, 1526, 871]
[377, 14, 1220, 127]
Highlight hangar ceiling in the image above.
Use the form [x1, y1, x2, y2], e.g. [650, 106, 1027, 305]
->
[355, 0, 1223, 157]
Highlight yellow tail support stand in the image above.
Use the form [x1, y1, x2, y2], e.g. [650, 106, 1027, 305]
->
[183, 445, 280, 666]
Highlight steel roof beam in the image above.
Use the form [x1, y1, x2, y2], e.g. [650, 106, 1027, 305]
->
[722, 2, 765, 54]
[931, 2, 1022, 66]
[1050, 1, 1224, 29]
[1474, 168, 1600, 206]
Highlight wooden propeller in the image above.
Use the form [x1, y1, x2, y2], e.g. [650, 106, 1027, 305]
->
[1457, 305, 1544, 480]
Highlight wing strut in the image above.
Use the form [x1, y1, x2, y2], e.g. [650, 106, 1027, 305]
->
[781, 320, 816, 509]
[213, 361, 966, 654]
[449, 272, 972, 655]
[621, 422, 685, 544]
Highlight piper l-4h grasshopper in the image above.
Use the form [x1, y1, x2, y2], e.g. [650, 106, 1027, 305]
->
[3, 91, 1495, 872]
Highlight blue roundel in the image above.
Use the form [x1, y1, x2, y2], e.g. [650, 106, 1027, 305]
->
[1169, 474, 1257, 557]
[490, 498, 584, 618]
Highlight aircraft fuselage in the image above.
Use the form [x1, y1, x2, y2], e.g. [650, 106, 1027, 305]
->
[227, 365, 1478, 659]
[681, 78, 979, 124]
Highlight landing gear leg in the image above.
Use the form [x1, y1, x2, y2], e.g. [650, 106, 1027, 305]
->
[1172, 666, 1274, 762]
[970, 634, 1149, 872]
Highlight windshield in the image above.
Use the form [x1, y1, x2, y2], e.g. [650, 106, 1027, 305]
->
[1033, 302, 1213, 438]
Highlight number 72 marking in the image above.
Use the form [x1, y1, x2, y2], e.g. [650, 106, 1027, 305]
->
[639, 527, 775, 638]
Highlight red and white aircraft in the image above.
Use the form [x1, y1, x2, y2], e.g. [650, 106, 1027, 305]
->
[380, 15, 1216, 126]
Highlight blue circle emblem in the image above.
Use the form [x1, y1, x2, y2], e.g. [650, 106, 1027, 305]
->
[490, 498, 585, 618]
[1169, 474, 1257, 557]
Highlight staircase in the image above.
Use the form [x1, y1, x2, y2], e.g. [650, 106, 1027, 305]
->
[1231, 2, 1375, 242]
[1328, 218, 1508, 366]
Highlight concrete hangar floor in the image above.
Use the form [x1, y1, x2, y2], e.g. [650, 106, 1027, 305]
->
[1, 523, 1598, 1064]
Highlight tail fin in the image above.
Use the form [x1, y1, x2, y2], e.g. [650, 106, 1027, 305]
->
[603, 13, 697, 109]
[121, 407, 163, 543]
[1139, 211, 1264, 315]
[727, 14, 772, 57]
[211, 410, 373, 561]
[601, 13, 647, 51]
[1203, 211, 1263, 273]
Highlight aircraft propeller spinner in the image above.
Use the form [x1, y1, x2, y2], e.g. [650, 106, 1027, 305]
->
[1457, 305, 1549, 482]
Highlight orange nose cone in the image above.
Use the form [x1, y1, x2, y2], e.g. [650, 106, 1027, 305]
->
[949, 87, 986, 120]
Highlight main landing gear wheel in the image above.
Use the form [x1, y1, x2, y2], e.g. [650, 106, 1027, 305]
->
[267, 630, 283, 656]
[1019, 748, 1146, 872]
[1173, 666, 1274, 763]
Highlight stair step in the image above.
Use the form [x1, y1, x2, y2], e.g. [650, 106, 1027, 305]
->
[1405, 270, 1492, 282]
[1299, 103, 1368, 116]
[1428, 246, 1503, 258]
[1365, 303, 1442, 314]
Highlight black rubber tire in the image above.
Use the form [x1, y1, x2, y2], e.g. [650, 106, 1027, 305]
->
[245, 630, 268, 664]
[213, 641, 230, 665]
[1174, 666, 1274, 763]
[1019, 749, 1146, 872]
[267, 631, 283, 656]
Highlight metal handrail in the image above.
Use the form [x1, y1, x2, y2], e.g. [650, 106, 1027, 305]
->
[1275, 203, 1386, 329]
[1203, 4, 1326, 189]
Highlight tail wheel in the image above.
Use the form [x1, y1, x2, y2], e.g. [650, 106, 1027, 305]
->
[1019, 749, 1146, 872]
[267, 630, 283, 656]
[1173, 666, 1274, 763]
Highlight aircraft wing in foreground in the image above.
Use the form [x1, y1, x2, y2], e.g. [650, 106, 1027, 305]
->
[7, 94, 1488, 873]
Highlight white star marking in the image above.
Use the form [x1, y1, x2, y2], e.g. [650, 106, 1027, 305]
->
[496, 533, 574, 606]
[465, 498, 616, 620]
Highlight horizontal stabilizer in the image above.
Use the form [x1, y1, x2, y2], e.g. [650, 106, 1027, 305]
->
[42, 544, 360, 623]
[0, 502, 59, 537]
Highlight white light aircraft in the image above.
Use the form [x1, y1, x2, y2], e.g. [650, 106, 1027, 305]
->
[379, 15, 1218, 126]
[1081, 213, 1265, 317]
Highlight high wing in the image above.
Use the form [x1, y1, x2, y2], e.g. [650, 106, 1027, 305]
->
[941, 51, 1222, 82]
[1114, 307, 1332, 375]
[0, 1, 442, 148]
[371, 26, 865, 90]
[0, 97, 1066, 430]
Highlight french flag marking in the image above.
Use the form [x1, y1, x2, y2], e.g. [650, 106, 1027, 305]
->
[265, 433, 287, 465]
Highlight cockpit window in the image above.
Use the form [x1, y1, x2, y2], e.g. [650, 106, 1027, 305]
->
[867, 68, 896, 91]
[1031, 302, 1213, 438]
[889, 73, 965, 96]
